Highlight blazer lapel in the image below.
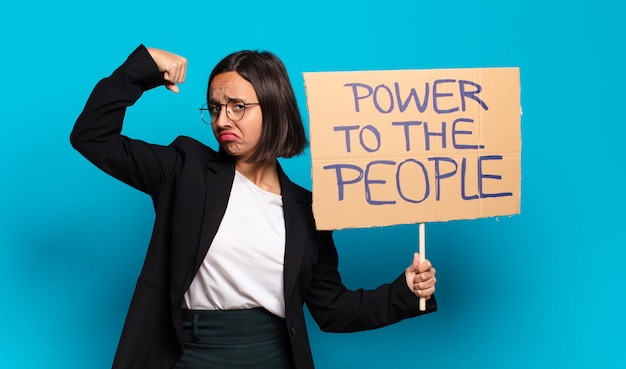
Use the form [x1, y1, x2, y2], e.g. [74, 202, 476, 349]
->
[194, 157, 236, 272]
[278, 164, 310, 302]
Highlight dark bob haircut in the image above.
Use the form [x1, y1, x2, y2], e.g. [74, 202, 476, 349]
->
[207, 50, 308, 163]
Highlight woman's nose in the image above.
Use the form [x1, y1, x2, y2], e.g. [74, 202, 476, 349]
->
[213, 107, 231, 127]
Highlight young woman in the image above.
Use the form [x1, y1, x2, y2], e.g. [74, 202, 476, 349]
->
[71, 45, 437, 369]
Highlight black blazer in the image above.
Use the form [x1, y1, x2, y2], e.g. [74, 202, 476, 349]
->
[70, 45, 436, 369]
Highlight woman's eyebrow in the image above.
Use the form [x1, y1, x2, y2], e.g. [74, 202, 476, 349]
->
[208, 96, 247, 104]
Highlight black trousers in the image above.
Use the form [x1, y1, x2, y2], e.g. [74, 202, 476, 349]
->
[173, 308, 295, 369]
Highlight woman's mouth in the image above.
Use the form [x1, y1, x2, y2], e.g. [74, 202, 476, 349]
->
[219, 132, 239, 143]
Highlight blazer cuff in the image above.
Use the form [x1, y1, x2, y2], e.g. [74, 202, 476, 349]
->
[112, 44, 165, 92]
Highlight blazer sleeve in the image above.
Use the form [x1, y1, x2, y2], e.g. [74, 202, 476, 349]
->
[70, 45, 180, 196]
[305, 230, 437, 333]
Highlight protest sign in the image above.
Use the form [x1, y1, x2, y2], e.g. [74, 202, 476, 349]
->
[303, 68, 521, 230]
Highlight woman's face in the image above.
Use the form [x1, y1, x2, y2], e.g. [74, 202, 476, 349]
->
[209, 71, 262, 161]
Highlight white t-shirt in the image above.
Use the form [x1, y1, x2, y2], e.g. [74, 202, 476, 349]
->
[183, 171, 286, 318]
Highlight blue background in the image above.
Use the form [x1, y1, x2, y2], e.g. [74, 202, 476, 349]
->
[1, 0, 624, 368]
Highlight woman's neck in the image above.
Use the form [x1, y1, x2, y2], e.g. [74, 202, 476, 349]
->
[235, 159, 281, 195]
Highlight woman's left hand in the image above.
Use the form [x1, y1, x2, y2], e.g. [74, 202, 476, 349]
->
[405, 253, 437, 300]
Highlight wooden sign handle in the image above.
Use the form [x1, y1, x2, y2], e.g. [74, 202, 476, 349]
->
[419, 223, 426, 311]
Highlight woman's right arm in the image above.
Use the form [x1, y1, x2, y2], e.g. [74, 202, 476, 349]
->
[70, 45, 187, 195]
